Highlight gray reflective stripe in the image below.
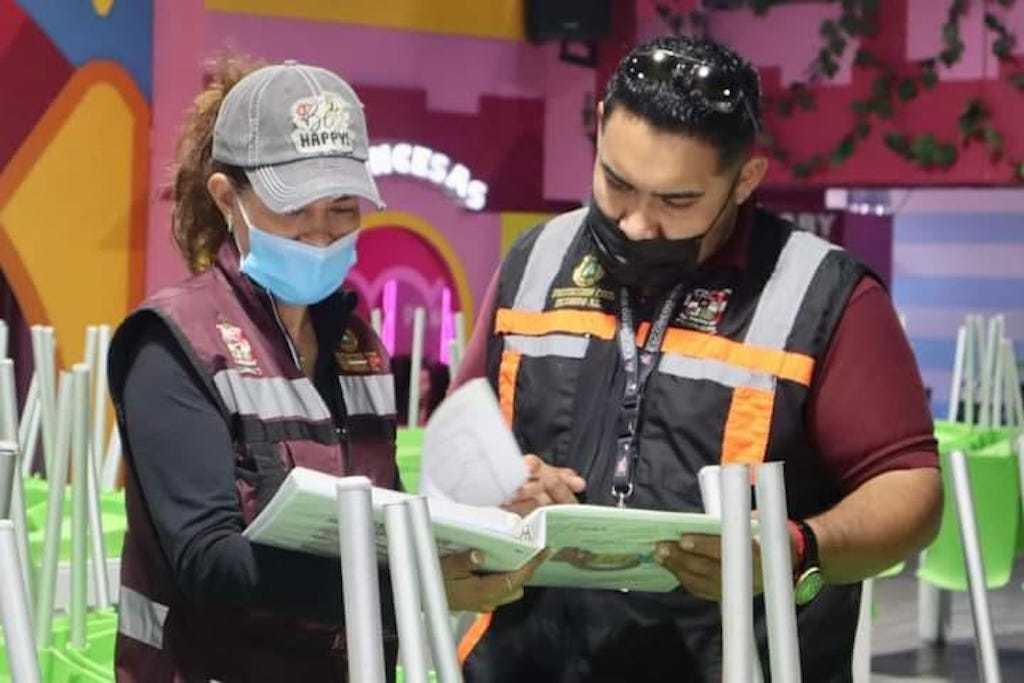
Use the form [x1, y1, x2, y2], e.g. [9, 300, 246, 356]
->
[744, 231, 838, 350]
[213, 369, 331, 421]
[659, 353, 775, 391]
[339, 374, 396, 416]
[118, 586, 168, 650]
[512, 207, 588, 311]
[505, 334, 589, 359]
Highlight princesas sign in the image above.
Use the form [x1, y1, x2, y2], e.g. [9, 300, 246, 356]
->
[368, 142, 489, 211]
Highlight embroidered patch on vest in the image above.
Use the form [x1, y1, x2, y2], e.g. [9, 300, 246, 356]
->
[339, 328, 360, 353]
[335, 327, 383, 374]
[675, 288, 732, 334]
[216, 321, 262, 375]
[551, 253, 614, 311]
[572, 254, 604, 288]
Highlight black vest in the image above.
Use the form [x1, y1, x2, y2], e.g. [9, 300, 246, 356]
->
[467, 206, 868, 682]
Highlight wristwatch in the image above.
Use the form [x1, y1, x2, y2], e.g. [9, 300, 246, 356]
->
[793, 520, 824, 607]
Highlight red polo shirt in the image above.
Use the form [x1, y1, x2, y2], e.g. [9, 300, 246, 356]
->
[453, 212, 938, 494]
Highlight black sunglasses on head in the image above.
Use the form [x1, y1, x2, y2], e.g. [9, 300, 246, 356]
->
[624, 48, 760, 132]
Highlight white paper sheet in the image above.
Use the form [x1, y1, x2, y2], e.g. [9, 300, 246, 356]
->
[418, 378, 528, 506]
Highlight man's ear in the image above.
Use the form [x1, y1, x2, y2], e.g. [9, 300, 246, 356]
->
[733, 156, 768, 206]
[596, 100, 605, 147]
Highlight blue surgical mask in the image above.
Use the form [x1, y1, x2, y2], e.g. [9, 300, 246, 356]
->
[236, 200, 359, 305]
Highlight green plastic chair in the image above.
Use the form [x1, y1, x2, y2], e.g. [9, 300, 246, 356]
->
[932, 420, 976, 447]
[1, 476, 125, 682]
[931, 421, 1012, 456]
[918, 433, 1021, 591]
[6, 625, 449, 683]
[876, 561, 905, 579]
[25, 486, 127, 565]
[22, 476, 51, 509]
[395, 667, 439, 683]
[1, 610, 118, 682]
[57, 621, 117, 682]
[396, 427, 425, 494]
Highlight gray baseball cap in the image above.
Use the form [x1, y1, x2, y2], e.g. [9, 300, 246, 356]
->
[212, 60, 384, 212]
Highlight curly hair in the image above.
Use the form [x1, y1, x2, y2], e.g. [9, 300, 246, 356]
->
[170, 55, 262, 273]
[602, 36, 762, 169]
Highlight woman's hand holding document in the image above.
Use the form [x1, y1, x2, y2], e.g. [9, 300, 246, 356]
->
[441, 547, 551, 612]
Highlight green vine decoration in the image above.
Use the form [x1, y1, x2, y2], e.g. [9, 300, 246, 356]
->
[653, 2, 708, 38]
[984, 11, 1016, 61]
[884, 133, 958, 169]
[940, 0, 969, 67]
[983, 1, 1024, 97]
[652, 0, 1024, 181]
[959, 98, 1004, 160]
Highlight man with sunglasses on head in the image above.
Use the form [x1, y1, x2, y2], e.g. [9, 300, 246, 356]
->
[453, 36, 940, 681]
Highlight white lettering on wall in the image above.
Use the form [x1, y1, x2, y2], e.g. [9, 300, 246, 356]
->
[368, 142, 489, 211]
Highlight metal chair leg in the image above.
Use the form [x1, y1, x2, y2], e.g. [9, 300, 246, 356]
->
[950, 450, 1002, 683]
[407, 496, 463, 682]
[0, 519, 41, 683]
[721, 464, 754, 683]
[336, 477, 387, 683]
[755, 462, 802, 683]
[385, 503, 431, 683]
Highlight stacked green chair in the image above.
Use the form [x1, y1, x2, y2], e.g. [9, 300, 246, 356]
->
[0, 610, 118, 683]
[395, 667, 439, 683]
[49, 612, 118, 683]
[397, 427, 425, 494]
[917, 423, 1021, 591]
[4, 440, 453, 682]
[1, 476, 125, 682]
[24, 478, 126, 568]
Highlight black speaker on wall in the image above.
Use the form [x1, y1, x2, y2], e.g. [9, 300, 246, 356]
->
[526, 0, 612, 43]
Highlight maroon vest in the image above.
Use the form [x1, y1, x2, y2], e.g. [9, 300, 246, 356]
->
[108, 243, 398, 682]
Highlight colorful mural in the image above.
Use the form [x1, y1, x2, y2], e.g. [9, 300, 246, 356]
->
[0, 0, 151, 368]
[203, 0, 525, 41]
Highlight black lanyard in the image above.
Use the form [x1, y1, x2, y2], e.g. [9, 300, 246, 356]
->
[612, 282, 687, 507]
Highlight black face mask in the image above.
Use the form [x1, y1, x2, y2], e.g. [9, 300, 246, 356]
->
[585, 174, 740, 291]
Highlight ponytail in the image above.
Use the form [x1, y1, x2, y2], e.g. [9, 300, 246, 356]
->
[171, 55, 261, 273]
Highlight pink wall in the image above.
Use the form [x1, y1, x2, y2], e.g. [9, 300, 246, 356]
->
[640, 0, 1024, 89]
[146, 1, 596, 312]
[365, 177, 502, 327]
[638, 1, 1024, 187]
[696, 4, 858, 87]
[146, 0, 207, 294]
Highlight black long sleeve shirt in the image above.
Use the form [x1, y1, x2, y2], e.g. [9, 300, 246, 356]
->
[120, 318, 361, 622]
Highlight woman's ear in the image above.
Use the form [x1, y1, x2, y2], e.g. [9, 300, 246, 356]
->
[207, 172, 237, 225]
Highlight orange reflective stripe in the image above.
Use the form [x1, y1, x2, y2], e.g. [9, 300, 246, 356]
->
[775, 350, 815, 385]
[637, 321, 651, 346]
[494, 308, 617, 340]
[721, 387, 775, 465]
[496, 310, 814, 384]
[660, 328, 814, 386]
[458, 612, 493, 664]
[498, 351, 522, 425]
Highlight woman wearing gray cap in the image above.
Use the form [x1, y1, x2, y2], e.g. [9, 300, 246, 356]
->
[106, 58, 541, 682]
